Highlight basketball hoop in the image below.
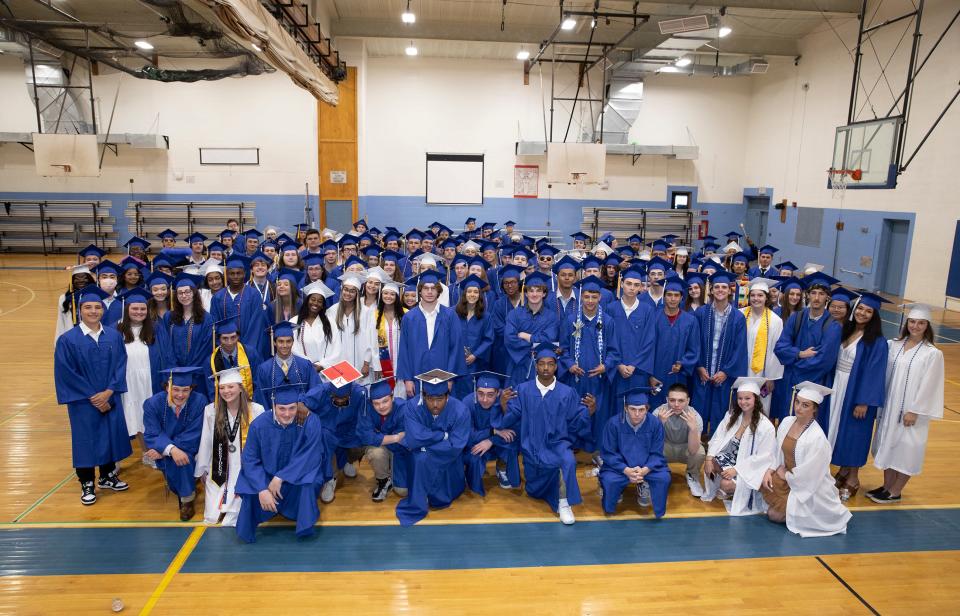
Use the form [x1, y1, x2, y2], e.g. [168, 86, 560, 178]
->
[827, 168, 862, 200]
[568, 172, 585, 187]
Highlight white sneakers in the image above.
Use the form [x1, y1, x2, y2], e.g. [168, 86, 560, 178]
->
[342, 462, 358, 478]
[320, 478, 337, 503]
[686, 472, 704, 498]
[558, 498, 575, 525]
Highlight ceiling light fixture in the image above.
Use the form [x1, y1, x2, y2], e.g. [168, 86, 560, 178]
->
[402, 0, 416, 24]
[516, 50, 530, 60]
[134, 40, 154, 50]
[561, 18, 576, 30]
[405, 42, 418, 56]
[718, 26, 732, 38]
[252, 43, 262, 52]
[659, 66, 680, 73]
[675, 57, 692, 67]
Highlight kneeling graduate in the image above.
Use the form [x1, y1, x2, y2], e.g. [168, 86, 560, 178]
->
[235, 382, 324, 543]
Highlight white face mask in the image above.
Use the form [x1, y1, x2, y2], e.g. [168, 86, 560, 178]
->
[100, 278, 118, 293]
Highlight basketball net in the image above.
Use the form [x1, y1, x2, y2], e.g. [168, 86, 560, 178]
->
[828, 168, 862, 201]
[568, 172, 585, 188]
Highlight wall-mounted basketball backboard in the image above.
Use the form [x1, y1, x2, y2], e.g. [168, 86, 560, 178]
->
[829, 117, 902, 190]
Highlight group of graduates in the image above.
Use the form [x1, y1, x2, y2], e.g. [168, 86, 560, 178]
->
[52, 215, 945, 541]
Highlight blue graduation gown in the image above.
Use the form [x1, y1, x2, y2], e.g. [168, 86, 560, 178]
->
[300, 383, 367, 479]
[161, 311, 214, 398]
[546, 289, 580, 323]
[453, 313, 494, 399]
[396, 397, 471, 526]
[462, 393, 520, 495]
[235, 412, 324, 543]
[558, 311, 619, 452]
[829, 335, 887, 466]
[692, 305, 748, 436]
[599, 414, 671, 517]
[639, 292, 664, 311]
[101, 296, 124, 328]
[396, 306, 467, 393]
[493, 380, 584, 512]
[650, 310, 701, 408]
[504, 305, 560, 386]
[355, 399, 411, 489]
[54, 326, 132, 469]
[252, 355, 320, 409]
[210, 286, 271, 362]
[489, 295, 522, 374]
[146, 324, 175, 395]
[605, 299, 657, 399]
[773, 310, 842, 422]
[142, 390, 207, 497]
[747, 265, 779, 279]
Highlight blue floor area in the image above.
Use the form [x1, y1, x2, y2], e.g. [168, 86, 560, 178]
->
[3, 509, 960, 577]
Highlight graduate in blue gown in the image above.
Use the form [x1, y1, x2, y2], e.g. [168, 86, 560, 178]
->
[462, 371, 521, 494]
[828, 292, 889, 495]
[747, 245, 780, 279]
[692, 271, 748, 437]
[210, 254, 271, 362]
[452, 275, 495, 400]
[599, 388, 671, 517]
[142, 367, 208, 520]
[300, 370, 368, 503]
[605, 267, 657, 408]
[54, 286, 133, 505]
[489, 265, 525, 375]
[396, 370, 471, 526]
[252, 320, 320, 408]
[773, 272, 843, 423]
[355, 378, 412, 501]
[649, 277, 701, 409]
[493, 345, 595, 525]
[162, 272, 214, 398]
[558, 275, 619, 453]
[235, 383, 324, 543]
[94, 260, 125, 326]
[396, 269, 467, 397]
[547, 256, 581, 323]
[504, 271, 561, 386]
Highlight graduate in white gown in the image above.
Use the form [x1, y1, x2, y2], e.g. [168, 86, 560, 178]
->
[740, 278, 784, 411]
[869, 304, 945, 503]
[54, 266, 96, 345]
[702, 377, 777, 515]
[762, 382, 851, 538]
[290, 280, 341, 371]
[327, 274, 373, 384]
[195, 367, 266, 526]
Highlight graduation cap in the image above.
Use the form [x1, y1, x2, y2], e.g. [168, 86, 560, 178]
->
[161, 366, 202, 388]
[77, 285, 109, 306]
[119, 287, 152, 307]
[320, 240, 339, 254]
[623, 386, 653, 408]
[748, 277, 779, 293]
[369, 378, 394, 401]
[268, 320, 299, 339]
[243, 228, 263, 240]
[465, 216, 476, 225]
[379, 249, 404, 264]
[461, 240, 482, 253]
[775, 261, 798, 274]
[120, 255, 146, 271]
[206, 241, 226, 254]
[383, 230, 403, 244]
[758, 244, 779, 255]
[580, 255, 602, 271]
[413, 251, 439, 268]
[537, 244, 560, 259]
[663, 276, 687, 294]
[368, 227, 383, 238]
[724, 231, 743, 241]
[473, 370, 507, 391]
[592, 241, 614, 256]
[829, 287, 859, 305]
[200, 260, 224, 279]
[481, 222, 496, 231]
[732, 376, 766, 397]
[703, 241, 720, 252]
[214, 316, 240, 336]
[708, 269, 737, 286]
[458, 274, 486, 290]
[260, 240, 279, 253]
[532, 342, 561, 361]
[802, 271, 839, 290]
[275, 233, 297, 246]
[598, 232, 615, 244]
[685, 272, 706, 287]
[353, 218, 368, 229]
[616, 246, 635, 258]
[650, 239, 669, 253]
[302, 253, 325, 268]
[435, 223, 452, 235]
[415, 368, 457, 396]
[357, 232, 376, 245]
[247, 251, 271, 265]
[794, 381, 833, 405]
[187, 232, 208, 245]
[570, 231, 591, 243]
[523, 271, 551, 288]
[498, 264, 524, 281]
[574, 274, 605, 294]
[93, 259, 121, 277]
[338, 234, 359, 248]
[675, 246, 691, 256]
[661, 234, 679, 244]
[552, 255, 580, 273]
[646, 256, 672, 272]
[322, 360, 363, 394]
[901, 302, 933, 322]
[302, 280, 335, 299]
[801, 262, 824, 275]
[854, 290, 892, 312]
[173, 271, 202, 289]
[157, 229, 178, 240]
[209, 366, 247, 386]
[361, 245, 382, 260]
[151, 255, 174, 270]
[265, 382, 307, 406]
[603, 253, 623, 268]
[78, 244, 107, 259]
[731, 251, 751, 264]
[722, 241, 741, 253]
[627, 233, 643, 244]
[276, 268, 302, 287]
[145, 271, 173, 289]
[365, 266, 392, 284]
[338, 272, 366, 289]
[342, 255, 367, 271]
[405, 228, 424, 241]
[503, 220, 517, 227]
[439, 238, 458, 251]
[621, 266, 645, 282]
[124, 236, 151, 251]
[451, 253, 470, 268]
[418, 269, 443, 286]
[511, 247, 535, 262]
[776, 276, 804, 293]
[218, 229, 237, 241]
[321, 228, 339, 240]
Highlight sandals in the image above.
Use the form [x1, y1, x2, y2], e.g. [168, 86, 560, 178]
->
[839, 482, 860, 503]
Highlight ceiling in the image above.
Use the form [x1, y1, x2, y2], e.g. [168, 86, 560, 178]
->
[326, 0, 860, 62]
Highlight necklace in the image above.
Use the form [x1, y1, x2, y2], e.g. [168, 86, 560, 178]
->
[226, 411, 242, 452]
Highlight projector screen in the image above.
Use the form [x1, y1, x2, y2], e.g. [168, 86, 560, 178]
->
[426, 153, 484, 205]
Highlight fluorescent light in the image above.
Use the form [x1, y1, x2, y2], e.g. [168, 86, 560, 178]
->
[561, 18, 576, 30]
[620, 82, 644, 95]
[134, 40, 154, 50]
[516, 50, 530, 60]
[405, 44, 418, 56]
[658, 66, 680, 73]
[675, 57, 692, 67]
[718, 26, 732, 38]
[252, 43, 261, 52]
[401, 11, 416, 24]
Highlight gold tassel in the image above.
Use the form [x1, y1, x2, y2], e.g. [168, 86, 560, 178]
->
[167, 372, 173, 406]
[616, 272, 622, 300]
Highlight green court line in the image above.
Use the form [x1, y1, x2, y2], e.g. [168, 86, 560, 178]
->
[12, 471, 76, 523]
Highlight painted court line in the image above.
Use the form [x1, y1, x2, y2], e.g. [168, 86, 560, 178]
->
[139, 526, 206, 616]
[12, 471, 76, 523]
[0, 393, 56, 428]
[0, 280, 37, 318]
[816, 556, 881, 616]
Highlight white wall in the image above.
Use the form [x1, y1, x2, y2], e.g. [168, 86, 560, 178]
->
[744, 0, 960, 305]
[0, 59, 319, 196]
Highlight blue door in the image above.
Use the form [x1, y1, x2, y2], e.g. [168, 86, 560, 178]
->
[876, 219, 910, 296]
[324, 200, 353, 234]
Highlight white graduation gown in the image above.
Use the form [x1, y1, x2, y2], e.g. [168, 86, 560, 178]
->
[872, 340, 944, 476]
[121, 325, 153, 436]
[827, 335, 860, 449]
[702, 412, 777, 515]
[199, 288, 213, 313]
[290, 314, 342, 370]
[774, 416, 851, 538]
[194, 402, 266, 526]
[367, 313, 406, 399]
[54, 294, 74, 346]
[744, 309, 784, 412]
[326, 304, 374, 383]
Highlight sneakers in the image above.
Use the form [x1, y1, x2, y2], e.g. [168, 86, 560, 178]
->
[342, 462, 358, 478]
[320, 478, 337, 503]
[80, 481, 96, 505]
[865, 486, 887, 499]
[867, 489, 902, 504]
[637, 482, 652, 507]
[557, 498, 575, 525]
[97, 470, 129, 492]
[372, 477, 393, 502]
[686, 472, 704, 498]
[496, 469, 511, 489]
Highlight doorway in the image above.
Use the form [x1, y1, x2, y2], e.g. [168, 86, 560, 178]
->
[323, 200, 354, 233]
[876, 218, 911, 296]
[744, 196, 769, 245]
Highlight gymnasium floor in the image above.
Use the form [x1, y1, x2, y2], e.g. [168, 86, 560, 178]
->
[2, 253, 959, 615]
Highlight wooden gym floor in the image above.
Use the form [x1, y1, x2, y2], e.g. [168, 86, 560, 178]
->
[2, 253, 959, 615]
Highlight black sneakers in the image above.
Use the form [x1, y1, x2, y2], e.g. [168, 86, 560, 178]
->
[80, 481, 96, 505]
[98, 470, 129, 492]
[372, 477, 393, 502]
[867, 489, 902, 504]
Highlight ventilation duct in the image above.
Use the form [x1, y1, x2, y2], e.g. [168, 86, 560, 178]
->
[595, 78, 644, 145]
[657, 15, 711, 35]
